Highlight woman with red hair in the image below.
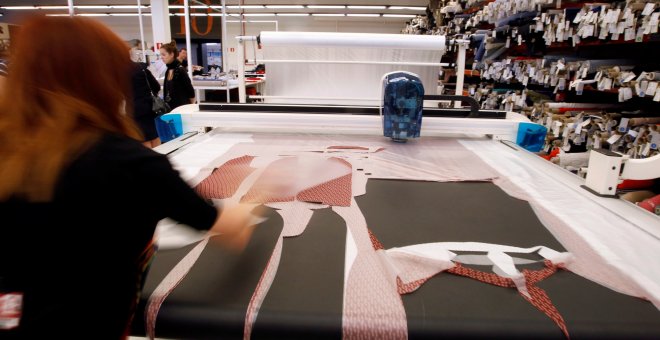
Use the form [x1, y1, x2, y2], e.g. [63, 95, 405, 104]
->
[0, 16, 255, 339]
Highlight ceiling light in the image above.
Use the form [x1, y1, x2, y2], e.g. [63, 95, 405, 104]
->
[347, 13, 381, 17]
[307, 5, 346, 9]
[169, 5, 184, 9]
[383, 14, 417, 17]
[265, 5, 304, 9]
[110, 5, 148, 9]
[46, 14, 70, 16]
[347, 6, 386, 9]
[243, 13, 276, 17]
[111, 13, 140, 16]
[1, 6, 37, 10]
[78, 13, 110, 16]
[36, 6, 70, 10]
[312, 13, 345, 16]
[227, 5, 265, 9]
[277, 13, 310, 16]
[191, 5, 208, 9]
[190, 13, 207, 16]
[388, 6, 426, 10]
[75, 6, 111, 9]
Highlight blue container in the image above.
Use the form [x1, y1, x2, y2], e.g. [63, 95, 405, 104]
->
[382, 72, 425, 142]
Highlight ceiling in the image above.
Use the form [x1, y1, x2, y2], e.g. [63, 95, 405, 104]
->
[1, 1, 428, 24]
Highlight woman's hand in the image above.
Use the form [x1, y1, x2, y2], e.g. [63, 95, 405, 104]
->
[209, 203, 262, 252]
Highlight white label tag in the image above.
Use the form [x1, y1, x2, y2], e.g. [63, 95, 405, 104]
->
[553, 121, 562, 137]
[607, 134, 622, 144]
[627, 129, 639, 138]
[506, 37, 511, 48]
[642, 3, 655, 16]
[624, 87, 633, 100]
[654, 90, 660, 102]
[625, 28, 635, 41]
[642, 143, 651, 156]
[619, 117, 630, 130]
[0, 293, 23, 330]
[646, 82, 658, 96]
[622, 73, 636, 83]
[650, 132, 660, 149]
[594, 136, 602, 149]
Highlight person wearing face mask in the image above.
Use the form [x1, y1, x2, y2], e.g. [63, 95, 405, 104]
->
[160, 41, 195, 111]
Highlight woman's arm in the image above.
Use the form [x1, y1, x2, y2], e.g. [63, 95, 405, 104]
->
[178, 68, 196, 104]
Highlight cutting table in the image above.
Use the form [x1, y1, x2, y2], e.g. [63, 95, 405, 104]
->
[131, 102, 660, 340]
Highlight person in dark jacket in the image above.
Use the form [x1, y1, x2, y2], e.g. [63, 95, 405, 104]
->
[159, 41, 195, 111]
[131, 62, 161, 148]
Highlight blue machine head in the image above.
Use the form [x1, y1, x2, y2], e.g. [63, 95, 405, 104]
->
[381, 72, 425, 143]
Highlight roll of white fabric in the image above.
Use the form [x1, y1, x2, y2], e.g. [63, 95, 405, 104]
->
[260, 31, 446, 51]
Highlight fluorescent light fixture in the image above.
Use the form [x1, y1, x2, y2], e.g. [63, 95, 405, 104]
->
[46, 14, 70, 16]
[347, 13, 381, 17]
[265, 5, 304, 9]
[388, 6, 426, 10]
[75, 6, 111, 9]
[209, 13, 225, 16]
[312, 13, 345, 16]
[36, 6, 70, 10]
[227, 5, 265, 9]
[174, 13, 186, 16]
[347, 6, 386, 9]
[1, 6, 37, 10]
[307, 5, 346, 9]
[383, 14, 417, 17]
[191, 5, 208, 9]
[78, 13, 110, 16]
[243, 13, 276, 16]
[111, 13, 140, 16]
[169, 5, 185, 9]
[190, 13, 207, 16]
[277, 13, 310, 16]
[110, 5, 148, 9]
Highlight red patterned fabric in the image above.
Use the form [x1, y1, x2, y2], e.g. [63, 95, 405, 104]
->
[368, 229, 385, 251]
[242, 157, 352, 207]
[195, 155, 255, 199]
[396, 277, 433, 295]
[296, 174, 352, 206]
[447, 260, 569, 339]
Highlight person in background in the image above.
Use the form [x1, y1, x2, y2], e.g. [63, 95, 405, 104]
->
[0, 16, 257, 339]
[131, 61, 162, 148]
[177, 47, 188, 69]
[160, 41, 195, 111]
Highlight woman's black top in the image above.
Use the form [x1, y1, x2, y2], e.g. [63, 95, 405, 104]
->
[0, 133, 217, 339]
[163, 59, 195, 111]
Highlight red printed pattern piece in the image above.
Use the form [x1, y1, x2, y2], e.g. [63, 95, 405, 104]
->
[396, 277, 433, 295]
[447, 260, 570, 339]
[296, 174, 352, 207]
[195, 155, 256, 199]
[368, 229, 385, 251]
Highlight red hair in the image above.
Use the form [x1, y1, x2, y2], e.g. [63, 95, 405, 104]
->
[0, 16, 142, 201]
